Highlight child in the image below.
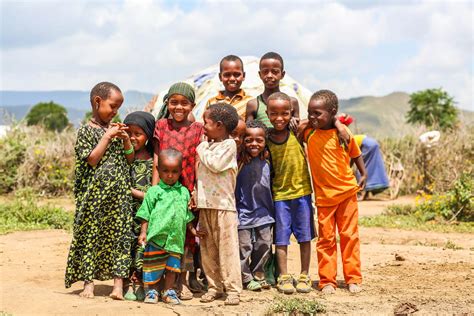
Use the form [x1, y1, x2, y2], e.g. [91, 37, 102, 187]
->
[136, 149, 200, 304]
[196, 103, 242, 305]
[265, 92, 314, 295]
[123, 111, 156, 301]
[230, 118, 247, 158]
[65, 82, 134, 300]
[303, 90, 367, 294]
[246, 52, 300, 131]
[236, 120, 274, 291]
[206, 55, 252, 119]
[152, 82, 204, 299]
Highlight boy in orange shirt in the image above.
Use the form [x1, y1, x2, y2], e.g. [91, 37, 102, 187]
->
[302, 90, 367, 294]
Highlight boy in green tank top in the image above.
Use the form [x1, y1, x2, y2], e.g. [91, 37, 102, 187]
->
[245, 52, 300, 131]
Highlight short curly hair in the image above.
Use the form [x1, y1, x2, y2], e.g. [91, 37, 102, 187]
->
[207, 103, 239, 133]
[90, 81, 122, 105]
[246, 120, 268, 137]
[310, 89, 338, 112]
[158, 148, 183, 166]
[260, 51, 284, 70]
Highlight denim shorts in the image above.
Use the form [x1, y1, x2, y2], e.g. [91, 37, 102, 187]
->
[274, 194, 315, 245]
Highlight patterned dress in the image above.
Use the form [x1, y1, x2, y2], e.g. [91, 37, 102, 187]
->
[130, 158, 153, 276]
[65, 124, 133, 288]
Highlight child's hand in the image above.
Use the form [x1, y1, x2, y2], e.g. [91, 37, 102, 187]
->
[190, 227, 207, 238]
[260, 148, 270, 161]
[296, 119, 310, 143]
[289, 117, 300, 134]
[357, 174, 367, 191]
[188, 190, 197, 210]
[337, 129, 350, 149]
[105, 124, 124, 139]
[138, 232, 147, 247]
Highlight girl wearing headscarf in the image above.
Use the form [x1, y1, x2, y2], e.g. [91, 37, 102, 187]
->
[123, 110, 156, 301]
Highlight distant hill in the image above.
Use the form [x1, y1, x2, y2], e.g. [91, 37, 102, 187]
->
[1, 90, 472, 137]
[0, 90, 154, 126]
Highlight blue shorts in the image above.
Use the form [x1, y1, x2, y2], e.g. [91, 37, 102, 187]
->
[274, 194, 315, 245]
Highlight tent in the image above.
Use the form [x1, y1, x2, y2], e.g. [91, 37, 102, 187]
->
[147, 56, 311, 121]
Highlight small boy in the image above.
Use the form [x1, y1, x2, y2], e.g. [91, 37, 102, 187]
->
[196, 103, 242, 305]
[265, 92, 314, 294]
[206, 55, 253, 119]
[136, 148, 202, 304]
[236, 120, 275, 291]
[246, 52, 299, 131]
[303, 90, 367, 294]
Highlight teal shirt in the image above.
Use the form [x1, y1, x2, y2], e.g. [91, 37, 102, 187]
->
[135, 181, 193, 254]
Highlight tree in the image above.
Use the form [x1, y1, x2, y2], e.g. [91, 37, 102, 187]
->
[25, 101, 69, 132]
[406, 88, 458, 131]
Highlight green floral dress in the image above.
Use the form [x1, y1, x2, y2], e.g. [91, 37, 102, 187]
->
[65, 124, 133, 288]
[130, 158, 153, 276]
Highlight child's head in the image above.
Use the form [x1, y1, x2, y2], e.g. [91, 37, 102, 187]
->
[230, 118, 247, 149]
[90, 82, 123, 124]
[123, 111, 156, 154]
[167, 82, 195, 123]
[308, 90, 338, 130]
[244, 120, 267, 158]
[203, 103, 239, 142]
[158, 148, 183, 186]
[219, 55, 245, 93]
[266, 92, 292, 131]
[258, 52, 285, 90]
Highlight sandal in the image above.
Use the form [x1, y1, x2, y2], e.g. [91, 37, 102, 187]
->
[224, 294, 240, 306]
[144, 289, 159, 304]
[199, 291, 223, 303]
[162, 289, 181, 305]
[245, 279, 262, 291]
[179, 284, 194, 300]
[257, 278, 271, 290]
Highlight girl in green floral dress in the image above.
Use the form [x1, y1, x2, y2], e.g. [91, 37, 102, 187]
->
[122, 111, 156, 301]
[65, 82, 135, 300]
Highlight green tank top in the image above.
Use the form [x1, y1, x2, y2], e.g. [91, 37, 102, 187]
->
[255, 95, 273, 128]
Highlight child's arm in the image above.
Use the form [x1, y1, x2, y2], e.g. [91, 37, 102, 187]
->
[87, 124, 129, 167]
[353, 155, 367, 190]
[197, 141, 236, 173]
[115, 123, 135, 164]
[334, 119, 350, 148]
[187, 222, 206, 238]
[138, 221, 148, 246]
[132, 189, 145, 200]
[289, 97, 300, 133]
[296, 119, 311, 143]
[152, 139, 160, 185]
[245, 99, 258, 122]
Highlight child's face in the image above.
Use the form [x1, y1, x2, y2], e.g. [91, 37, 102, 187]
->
[245, 127, 266, 158]
[167, 94, 194, 123]
[94, 89, 123, 123]
[203, 110, 226, 142]
[230, 120, 247, 149]
[126, 124, 148, 152]
[267, 99, 291, 131]
[258, 58, 285, 89]
[158, 156, 182, 186]
[219, 60, 245, 93]
[308, 98, 336, 130]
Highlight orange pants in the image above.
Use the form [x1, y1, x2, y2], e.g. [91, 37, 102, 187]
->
[316, 194, 362, 289]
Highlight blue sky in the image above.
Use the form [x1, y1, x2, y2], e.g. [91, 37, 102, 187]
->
[1, 0, 472, 110]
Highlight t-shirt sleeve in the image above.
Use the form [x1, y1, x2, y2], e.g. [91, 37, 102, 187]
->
[303, 128, 314, 143]
[75, 126, 96, 161]
[197, 140, 237, 173]
[153, 119, 164, 143]
[136, 186, 158, 222]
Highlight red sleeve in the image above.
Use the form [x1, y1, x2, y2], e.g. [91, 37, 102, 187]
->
[153, 119, 166, 143]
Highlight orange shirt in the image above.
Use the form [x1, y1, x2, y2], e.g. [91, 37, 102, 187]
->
[206, 89, 252, 120]
[304, 126, 362, 207]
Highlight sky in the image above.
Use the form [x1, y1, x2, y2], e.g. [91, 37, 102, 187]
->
[0, 0, 473, 110]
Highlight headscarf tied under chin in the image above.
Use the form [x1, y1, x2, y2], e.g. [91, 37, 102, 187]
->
[124, 111, 156, 154]
[156, 82, 195, 120]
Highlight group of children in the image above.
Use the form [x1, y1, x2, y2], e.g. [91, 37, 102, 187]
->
[65, 52, 367, 306]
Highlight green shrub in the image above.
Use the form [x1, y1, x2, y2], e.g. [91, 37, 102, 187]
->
[0, 190, 73, 234]
[265, 296, 326, 315]
[25, 101, 70, 132]
[0, 127, 27, 193]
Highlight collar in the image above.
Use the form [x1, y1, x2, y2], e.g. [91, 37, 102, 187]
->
[158, 180, 182, 190]
[215, 89, 246, 101]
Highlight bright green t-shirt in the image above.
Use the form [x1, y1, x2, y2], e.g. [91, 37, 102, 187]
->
[136, 181, 193, 254]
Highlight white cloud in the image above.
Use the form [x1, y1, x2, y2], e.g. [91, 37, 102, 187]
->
[1, 0, 472, 110]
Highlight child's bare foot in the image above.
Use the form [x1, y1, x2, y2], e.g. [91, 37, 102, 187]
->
[321, 285, 336, 294]
[109, 277, 124, 300]
[79, 281, 94, 298]
[348, 283, 362, 293]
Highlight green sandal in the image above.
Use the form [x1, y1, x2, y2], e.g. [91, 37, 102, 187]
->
[245, 279, 262, 291]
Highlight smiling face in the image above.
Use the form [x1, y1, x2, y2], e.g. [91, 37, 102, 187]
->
[230, 119, 247, 149]
[94, 89, 124, 124]
[167, 94, 194, 123]
[244, 127, 266, 158]
[158, 156, 182, 186]
[307, 98, 336, 130]
[267, 98, 291, 131]
[126, 124, 148, 152]
[219, 60, 245, 93]
[258, 58, 285, 89]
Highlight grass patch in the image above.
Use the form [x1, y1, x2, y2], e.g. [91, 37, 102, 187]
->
[265, 296, 326, 315]
[0, 190, 73, 235]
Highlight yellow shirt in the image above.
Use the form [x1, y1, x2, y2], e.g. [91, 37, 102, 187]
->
[305, 126, 362, 207]
[206, 89, 252, 120]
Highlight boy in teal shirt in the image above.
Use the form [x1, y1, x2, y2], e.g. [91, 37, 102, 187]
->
[136, 148, 202, 304]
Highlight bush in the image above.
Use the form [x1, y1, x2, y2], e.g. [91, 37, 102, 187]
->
[265, 296, 326, 315]
[0, 189, 73, 234]
[25, 101, 70, 132]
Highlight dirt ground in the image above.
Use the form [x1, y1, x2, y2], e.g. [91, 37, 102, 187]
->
[1, 196, 473, 315]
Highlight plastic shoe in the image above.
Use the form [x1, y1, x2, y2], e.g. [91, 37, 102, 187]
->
[245, 279, 262, 291]
[277, 274, 296, 294]
[162, 289, 181, 305]
[295, 274, 312, 293]
[144, 289, 159, 304]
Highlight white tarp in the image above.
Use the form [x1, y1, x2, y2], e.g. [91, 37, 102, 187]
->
[149, 56, 311, 121]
